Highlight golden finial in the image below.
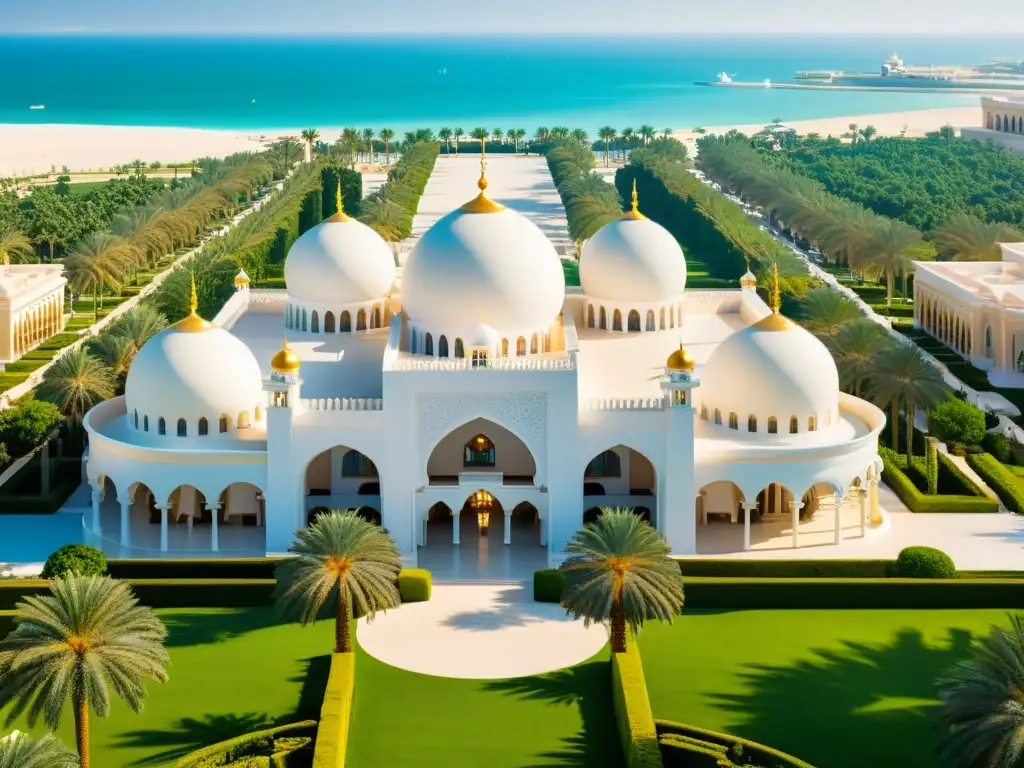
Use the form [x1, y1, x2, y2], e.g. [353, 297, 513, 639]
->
[769, 262, 781, 312]
[753, 262, 794, 331]
[462, 155, 504, 214]
[189, 273, 198, 315]
[478, 156, 489, 191]
[622, 177, 647, 220]
[329, 178, 350, 222]
[173, 272, 213, 332]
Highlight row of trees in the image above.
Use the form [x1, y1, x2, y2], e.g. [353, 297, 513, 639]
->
[358, 141, 439, 241]
[547, 139, 623, 245]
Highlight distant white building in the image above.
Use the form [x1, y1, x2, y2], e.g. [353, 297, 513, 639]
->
[0, 264, 67, 366]
[82, 162, 885, 574]
[961, 96, 1024, 156]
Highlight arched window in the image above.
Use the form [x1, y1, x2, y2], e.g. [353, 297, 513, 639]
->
[464, 434, 496, 467]
[700, 404, 708, 420]
[198, 417, 209, 436]
[324, 311, 335, 333]
[238, 410, 251, 429]
[372, 306, 381, 329]
[587, 305, 595, 328]
[301, 309, 308, 331]
[342, 450, 378, 477]
[988, 112, 994, 129]
[613, 309, 623, 331]
[768, 417, 778, 434]
[790, 416, 798, 434]
[425, 333, 434, 356]
[311, 310, 319, 333]
[627, 310, 641, 332]
[144, 415, 149, 432]
[158, 417, 166, 435]
[808, 415, 817, 432]
[177, 418, 187, 437]
[585, 449, 621, 478]
[501, 338, 509, 357]
[134, 410, 138, 429]
[660, 308, 666, 329]
[454, 338, 465, 358]
[728, 412, 738, 430]
[410, 329, 418, 354]
[357, 308, 367, 331]
[748, 415, 757, 432]
[340, 311, 351, 332]
[516, 336, 526, 356]
[599, 306, 607, 330]
[646, 310, 656, 331]
[219, 415, 229, 433]
[438, 335, 449, 358]
[713, 408, 722, 425]
[530, 334, 538, 354]
[996, 115, 1003, 131]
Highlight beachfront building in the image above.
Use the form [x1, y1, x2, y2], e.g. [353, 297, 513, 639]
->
[0, 264, 67, 366]
[81, 161, 885, 574]
[914, 243, 1024, 388]
[961, 96, 1024, 156]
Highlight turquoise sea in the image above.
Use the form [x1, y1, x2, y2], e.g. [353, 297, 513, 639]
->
[0, 35, 1018, 131]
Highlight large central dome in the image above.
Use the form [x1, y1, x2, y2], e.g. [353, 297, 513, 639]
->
[402, 164, 565, 335]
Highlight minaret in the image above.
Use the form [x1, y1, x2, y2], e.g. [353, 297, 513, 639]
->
[661, 342, 699, 555]
[264, 338, 303, 552]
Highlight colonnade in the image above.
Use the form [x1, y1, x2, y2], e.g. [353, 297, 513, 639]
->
[988, 112, 1024, 134]
[9, 292, 64, 360]
[915, 288, 976, 359]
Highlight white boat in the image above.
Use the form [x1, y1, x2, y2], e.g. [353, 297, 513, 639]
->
[29, 105, 45, 110]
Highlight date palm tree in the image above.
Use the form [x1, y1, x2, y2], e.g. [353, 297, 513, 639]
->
[510, 128, 526, 154]
[620, 127, 635, 159]
[274, 510, 402, 654]
[550, 126, 570, 140]
[598, 127, 617, 167]
[492, 127, 502, 145]
[852, 219, 932, 311]
[64, 233, 133, 322]
[299, 129, 320, 163]
[559, 508, 684, 653]
[639, 124, 655, 145]
[869, 343, 948, 463]
[377, 128, 394, 165]
[359, 198, 406, 242]
[570, 128, 589, 145]
[470, 127, 489, 154]
[0, 731, 79, 768]
[0, 575, 169, 768]
[534, 126, 550, 144]
[831, 319, 892, 398]
[36, 346, 115, 421]
[105, 303, 168, 354]
[0, 227, 34, 267]
[661, 127, 673, 138]
[438, 127, 453, 155]
[453, 127, 464, 155]
[361, 128, 374, 166]
[932, 213, 1023, 262]
[799, 288, 863, 343]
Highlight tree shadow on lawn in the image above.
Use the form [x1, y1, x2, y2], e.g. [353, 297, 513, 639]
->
[706, 627, 977, 768]
[288, 654, 332, 721]
[484, 658, 624, 768]
[112, 711, 274, 767]
[160, 607, 284, 648]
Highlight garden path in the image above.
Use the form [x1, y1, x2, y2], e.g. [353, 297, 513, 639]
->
[357, 583, 607, 679]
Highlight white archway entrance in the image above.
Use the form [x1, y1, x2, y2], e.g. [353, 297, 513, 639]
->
[581, 445, 657, 527]
[303, 444, 381, 523]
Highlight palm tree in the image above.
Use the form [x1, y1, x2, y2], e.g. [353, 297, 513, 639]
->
[859, 125, 878, 143]
[64, 233, 133, 322]
[36, 346, 115, 421]
[661, 127, 673, 138]
[932, 213, 1023, 262]
[492, 127, 502, 145]
[470, 127, 489, 153]
[621, 127, 635, 159]
[106, 303, 168, 353]
[0, 731, 79, 768]
[91, 335, 134, 391]
[359, 198, 406, 242]
[831, 319, 892, 397]
[534, 126, 550, 145]
[799, 288, 863, 343]
[453, 127, 464, 155]
[0, 227, 34, 266]
[937, 613, 1024, 768]
[361, 128, 374, 166]
[598, 127, 616, 167]
[559, 508, 684, 653]
[299, 129, 320, 163]
[378, 128, 395, 165]
[852, 219, 931, 310]
[639, 124, 656, 145]
[869, 343, 948, 462]
[438, 127, 452, 156]
[550, 126, 570, 140]
[0, 575, 169, 768]
[570, 128, 589, 145]
[510, 128, 526, 155]
[274, 510, 402, 654]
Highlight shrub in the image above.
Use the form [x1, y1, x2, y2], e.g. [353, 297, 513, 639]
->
[312, 653, 355, 768]
[929, 399, 987, 446]
[879, 448, 997, 513]
[656, 721, 814, 768]
[398, 568, 431, 602]
[534, 569, 565, 603]
[968, 452, 1024, 514]
[41, 544, 107, 579]
[174, 720, 316, 767]
[612, 644, 663, 768]
[0, 400, 63, 457]
[892, 546, 956, 579]
[674, 559, 892, 578]
[985, 410, 1001, 430]
[983, 431, 1012, 463]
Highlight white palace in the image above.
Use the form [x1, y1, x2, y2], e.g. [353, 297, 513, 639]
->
[82, 157, 885, 577]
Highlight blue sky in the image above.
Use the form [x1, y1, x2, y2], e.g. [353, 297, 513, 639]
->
[5, 0, 1022, 34]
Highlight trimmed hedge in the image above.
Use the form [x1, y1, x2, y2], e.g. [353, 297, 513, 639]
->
[0, 579, 275, 610]
[674, 559, 892, 579]
[534, 569, 565, 603]
[880, 449, 997, 513]
[612, 643, 664, 768]
[106, 558, 285, 580]
[968, 452, 1024, 514]
[656, 721, 815, 768]
[312, 652, 355, 768]
[892, 546, 956, 579]
[173, 720, 316, 768]
[398, 569, 431, 602]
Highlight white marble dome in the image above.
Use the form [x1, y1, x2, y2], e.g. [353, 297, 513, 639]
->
[402, 198, 565, 335]
[124, 314, 264, 433]
[580, 215, 687, 302]
[699, 312, 839, 432]
[284, 216, 396, 305]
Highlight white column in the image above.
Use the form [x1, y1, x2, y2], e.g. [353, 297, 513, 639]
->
[90, 485, 103, 535]
[452, 510, 461, 545]
[158, 505, 169, 551]
[742, 502, 757, 551]
[790, 500, 802, 548]
[860, 487, 869, 536]
[833, 494, 844, 544]
[119, 495, 132, 547]
[503, 509, 512, 545]
[207, 504, 220, 552]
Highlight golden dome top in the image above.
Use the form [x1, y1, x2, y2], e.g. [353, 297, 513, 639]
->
[234, 269, 250, 286]
[328, 179, 351, 223]
[666, 343, 695, 372]
[739, 269, 757, 288]
[461, 157, 506, 214]
[172, 274, 214, 333]
[271, 337, 301, 374]
[621, 179, 647, 221]
[752, 263, 795, 332]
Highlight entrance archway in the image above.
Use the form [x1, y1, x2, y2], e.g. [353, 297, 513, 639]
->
[580, 445, 657, 527]
[427, 418, 536, 485]
[304, 444, 381, 523]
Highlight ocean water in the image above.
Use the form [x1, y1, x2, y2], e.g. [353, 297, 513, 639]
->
[0, 35, 1016, 132]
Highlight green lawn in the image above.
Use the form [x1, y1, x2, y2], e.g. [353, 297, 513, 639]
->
[686, 257, 734, 290]
[640, 608, 1012, 768]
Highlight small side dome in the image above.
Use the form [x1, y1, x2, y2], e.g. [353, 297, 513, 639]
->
[234, 269, 250, 287]
[271, 338, 301, 374]
[666, 344, 695, 372]
[740, 269, 757, 289]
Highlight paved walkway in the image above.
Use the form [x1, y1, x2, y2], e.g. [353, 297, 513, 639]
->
[357, 584, 607, 679]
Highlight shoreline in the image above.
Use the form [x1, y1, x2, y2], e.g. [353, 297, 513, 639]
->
[0, 104, 984, 176]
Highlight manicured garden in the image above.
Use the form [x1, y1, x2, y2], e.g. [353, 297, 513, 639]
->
[640, 608, 1013, 768]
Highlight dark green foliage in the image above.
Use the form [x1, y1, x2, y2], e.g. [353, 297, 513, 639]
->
[320, 166, 362, 219]
[397, 569, 432, 602]
[0, 399, 62, 457]
[533, 569, 565, 602]
[968, 452, 1024, 514]
[153, 251, 238, 323]
[105, 558, 283, 580]
[879, 447, 995, 511]
[983, 431, 1012, 463]
[173, 720, 317, 767]
[297, 186, 322, 234]
[359, 143, 438, 240]
[892, 546, 957, 579]
[675, 559, 893, 578]
[545, 140, 622, 242]
[926, 437, 939, 495]
[40, 543, 107, 579]
[929, 399, 987, 446]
